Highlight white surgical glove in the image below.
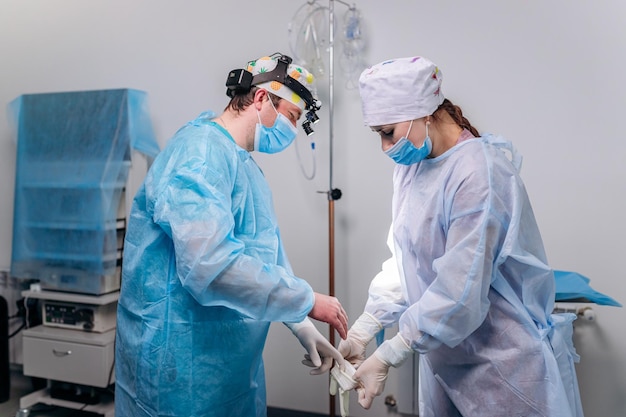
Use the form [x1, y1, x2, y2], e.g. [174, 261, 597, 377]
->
[338, 312, 382, 368]
[354, 333, 413, 409]
[330, 361, 357, 417]
[286, 318, 344, 375]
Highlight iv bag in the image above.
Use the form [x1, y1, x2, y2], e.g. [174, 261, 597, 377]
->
[288, 1, 331, 78]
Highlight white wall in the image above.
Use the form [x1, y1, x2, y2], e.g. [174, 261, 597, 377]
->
[1, 1, 625, 416]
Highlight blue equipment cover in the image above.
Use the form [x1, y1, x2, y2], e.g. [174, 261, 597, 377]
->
[554, 270, 622, 307]
[9, 89, 159, 293]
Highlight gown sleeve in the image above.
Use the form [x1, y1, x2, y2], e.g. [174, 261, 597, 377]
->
[398, 169, 504, 353]
[149, 128, 314, 323]
[364, 225, 410, 327]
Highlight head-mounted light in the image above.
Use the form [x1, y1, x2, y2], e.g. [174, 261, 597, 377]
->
[225, 53, 322, 135]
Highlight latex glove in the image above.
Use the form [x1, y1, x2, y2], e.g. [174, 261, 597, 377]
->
[330, 361, 357, 417]
[308, 292, 349, 339]
[338, 312, 382, 368]
[286, 318, 345, 375]
[354, 334, 413, 409]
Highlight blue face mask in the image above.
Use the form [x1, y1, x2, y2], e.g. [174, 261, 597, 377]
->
[384, 120, 433, 165]
[254, 99, 298, 154]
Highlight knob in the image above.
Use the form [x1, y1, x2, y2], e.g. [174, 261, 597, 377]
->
[330, 188, 342, 200]
[384, 394, 397, 407]
[579, 307, 596, 322]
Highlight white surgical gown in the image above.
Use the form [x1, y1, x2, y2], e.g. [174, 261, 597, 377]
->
[365, 134, 583, 417]
[115, 111, 315, 417]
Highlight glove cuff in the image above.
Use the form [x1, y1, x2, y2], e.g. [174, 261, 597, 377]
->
[285, 317, 315, 335]
[374, 334, 413, 368]
[349, 312, 383, 344]
[330, 361, 357, 392]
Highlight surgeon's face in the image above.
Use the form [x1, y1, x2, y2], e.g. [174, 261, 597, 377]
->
[371, 118, 428, 152]
[275, 99, 303, 127]
[258, 90, 303, 128]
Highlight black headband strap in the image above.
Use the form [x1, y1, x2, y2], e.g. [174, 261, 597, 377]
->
[251, 57, 318, 111]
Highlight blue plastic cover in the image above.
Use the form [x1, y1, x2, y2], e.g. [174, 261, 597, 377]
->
[9, 89, 159, 293]
[554, 270, 622, 307]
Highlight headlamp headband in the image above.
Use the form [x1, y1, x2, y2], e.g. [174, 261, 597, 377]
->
[250, 53, 321, 112]
[225, 53, 321, 135]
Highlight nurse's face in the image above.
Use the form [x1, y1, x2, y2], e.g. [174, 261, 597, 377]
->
[371, 118, 428, 152]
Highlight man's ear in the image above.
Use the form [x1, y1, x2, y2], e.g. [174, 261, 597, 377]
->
[253, 88, 267, 111]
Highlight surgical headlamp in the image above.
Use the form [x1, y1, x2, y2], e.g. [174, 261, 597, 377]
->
[225, 53, 322, 136]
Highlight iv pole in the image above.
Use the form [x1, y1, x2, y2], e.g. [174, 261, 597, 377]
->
[327, 2, 337, 415]
[326, 1, 346, 416]
[293, 1, 354, 414]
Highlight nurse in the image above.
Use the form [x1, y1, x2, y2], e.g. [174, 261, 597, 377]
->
[339, 56, 584, 417]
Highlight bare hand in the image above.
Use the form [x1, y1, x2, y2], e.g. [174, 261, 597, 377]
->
[308, 292, 348, 339]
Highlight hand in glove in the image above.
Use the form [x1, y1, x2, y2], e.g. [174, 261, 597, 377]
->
[354, 333, 413, 409]
[286, 318, 344, 375]
[338, 312, 382, 368]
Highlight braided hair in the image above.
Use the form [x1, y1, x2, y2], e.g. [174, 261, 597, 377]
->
[433, 99, 480, 137]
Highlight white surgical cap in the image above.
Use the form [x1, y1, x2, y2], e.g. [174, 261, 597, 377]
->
[247, 55, 316, 110]
[359, 56, 445, 126]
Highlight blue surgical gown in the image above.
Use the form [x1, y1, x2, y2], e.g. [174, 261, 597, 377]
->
[365, 135, 583, 417]
[115, 111, 315, 417]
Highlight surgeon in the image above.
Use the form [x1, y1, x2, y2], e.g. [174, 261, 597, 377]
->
[115, 53, 348, 417]
[338, 56, 584, 416]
